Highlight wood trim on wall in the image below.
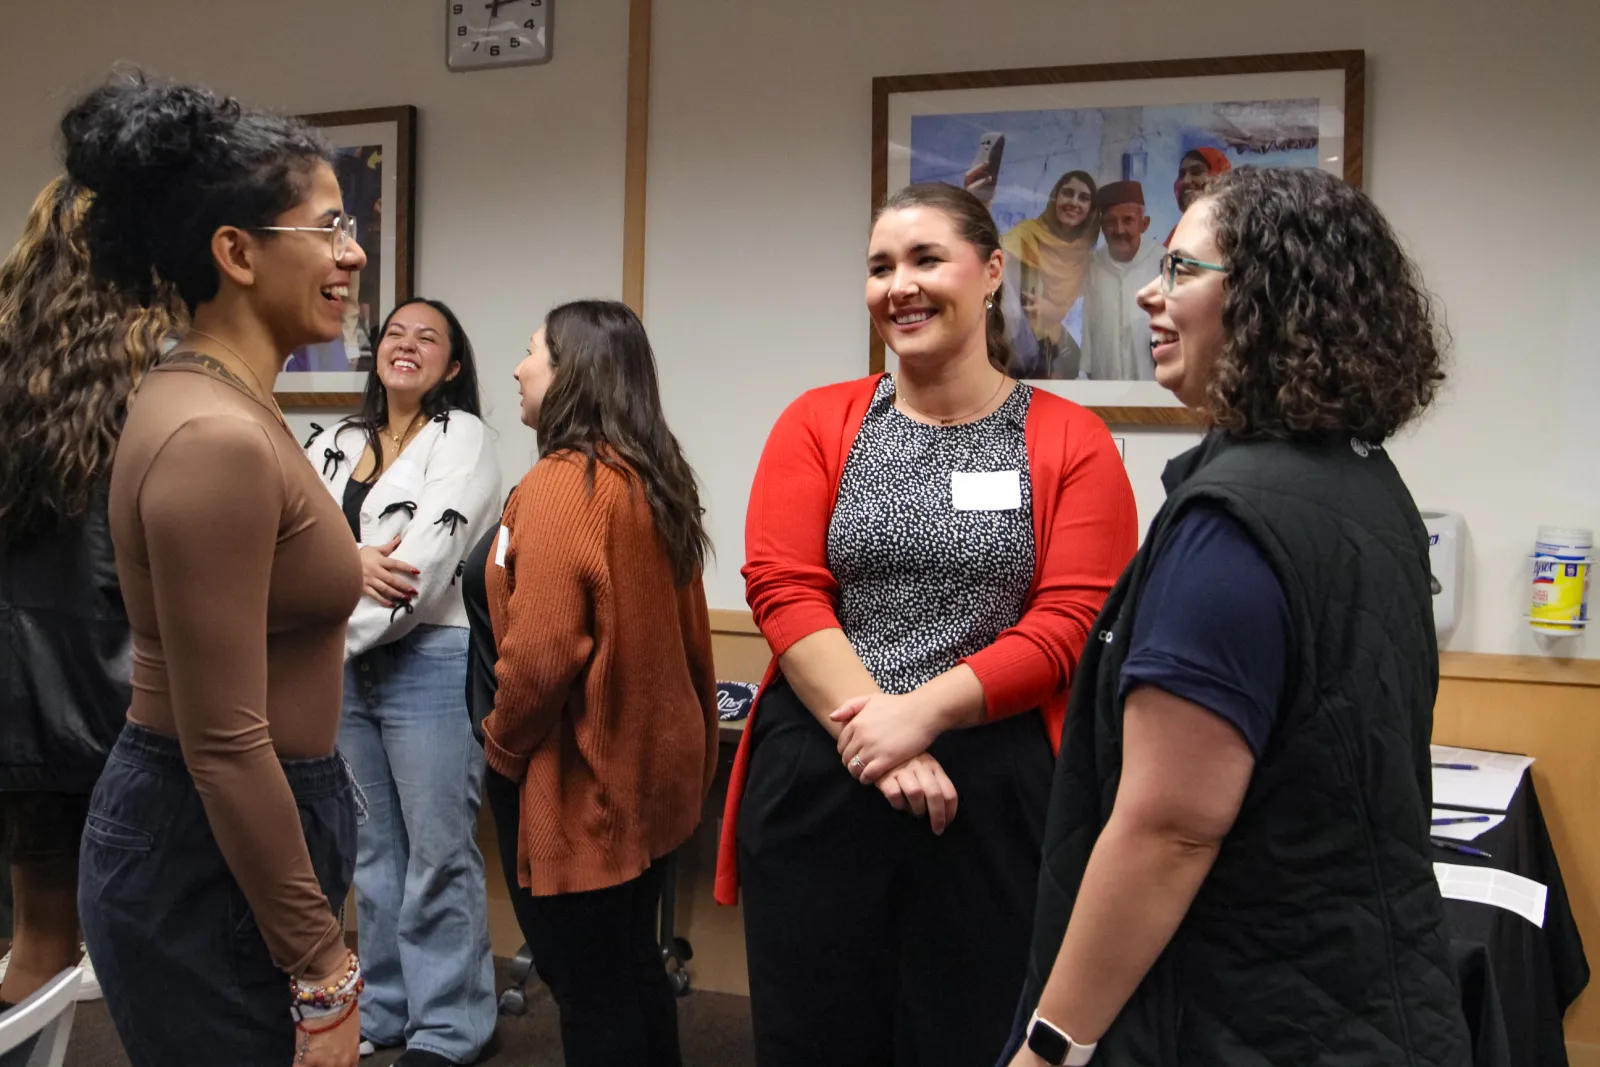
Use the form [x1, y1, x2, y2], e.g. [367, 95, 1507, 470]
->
[709, 608, 761, 635]
[622, 0, 652, 315]
[1567, 1043, 1600, 1067]
[274, 392, 362, 408]
[1085, 406, 1204, 427]
[1440, 651, 1600, 689]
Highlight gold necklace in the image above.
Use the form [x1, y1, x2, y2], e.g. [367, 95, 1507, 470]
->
[384, 411, 425, 450]
[896, 373, 1010, 426]
[186, 328, 292, 433]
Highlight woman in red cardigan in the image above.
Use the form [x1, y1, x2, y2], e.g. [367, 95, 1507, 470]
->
[716, 182, 1138, 1067]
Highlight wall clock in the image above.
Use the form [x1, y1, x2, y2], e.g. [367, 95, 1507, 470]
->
[447, 0, 552, 71]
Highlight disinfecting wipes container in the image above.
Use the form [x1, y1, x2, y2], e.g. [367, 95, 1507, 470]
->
[1530, 525, 1592, 636]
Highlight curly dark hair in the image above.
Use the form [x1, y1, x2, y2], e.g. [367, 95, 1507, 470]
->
[1200, 167, 1446, 441]
[59, 68, 330, 310]
[0, 177, 185, 540]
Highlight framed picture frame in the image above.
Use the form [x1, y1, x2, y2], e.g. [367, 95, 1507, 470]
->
[275, 105, 418, 408]
[871, 51, 1364, 426]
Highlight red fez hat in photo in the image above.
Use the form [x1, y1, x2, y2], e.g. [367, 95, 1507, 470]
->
[1094, 180, 1146, 209]
[1186, 146, 1232, 174]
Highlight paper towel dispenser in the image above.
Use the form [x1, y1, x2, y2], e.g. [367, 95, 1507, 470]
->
[1421, 511, 1465, 642]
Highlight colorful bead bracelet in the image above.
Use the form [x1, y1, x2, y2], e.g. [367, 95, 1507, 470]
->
[290, 951, 363, 1012]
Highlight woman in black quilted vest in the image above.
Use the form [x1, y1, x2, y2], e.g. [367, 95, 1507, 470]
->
[1001, 166, 1471, 1067]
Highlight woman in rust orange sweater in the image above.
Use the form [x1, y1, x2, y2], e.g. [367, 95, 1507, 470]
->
[717, 183, 1138, 1067]
[482, 299, 717, 1067]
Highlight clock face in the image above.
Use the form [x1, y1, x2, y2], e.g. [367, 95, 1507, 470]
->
[447, 0, 552, 71]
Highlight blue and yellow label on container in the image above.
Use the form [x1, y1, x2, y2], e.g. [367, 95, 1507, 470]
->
[1531, 550, 1591, 632]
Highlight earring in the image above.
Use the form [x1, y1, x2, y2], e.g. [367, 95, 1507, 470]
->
[985, 292, 996, 310]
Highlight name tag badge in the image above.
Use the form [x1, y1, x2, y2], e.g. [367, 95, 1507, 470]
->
[951, 470, 1022, 511]
[493, 525, 510, 568]
[387, 458, 424, 495]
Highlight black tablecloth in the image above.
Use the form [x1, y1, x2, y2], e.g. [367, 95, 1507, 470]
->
[1438, 775, 1589, 1067]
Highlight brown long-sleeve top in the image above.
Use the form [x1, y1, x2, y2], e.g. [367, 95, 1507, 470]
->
[108, 363, 361, 979]
[484, 452, 718, 896]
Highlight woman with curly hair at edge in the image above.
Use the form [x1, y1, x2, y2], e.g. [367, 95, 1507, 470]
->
[65, 70, 371, 1067]
[1001, 166, 1471, 1067]
[0, 176, 183, 1009]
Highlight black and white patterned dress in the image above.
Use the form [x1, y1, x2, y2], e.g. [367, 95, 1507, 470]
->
[826, 375, 1036, 694]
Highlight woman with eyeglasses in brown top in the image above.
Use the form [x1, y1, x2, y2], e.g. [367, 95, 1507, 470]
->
[64, 71, 368, 1067]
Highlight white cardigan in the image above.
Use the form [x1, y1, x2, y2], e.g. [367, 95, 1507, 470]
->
[304, 411, 502, 660]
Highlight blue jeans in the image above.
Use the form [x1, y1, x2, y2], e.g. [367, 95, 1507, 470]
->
[79, 724, 356, 1067]
[341, 625, 496, 1061]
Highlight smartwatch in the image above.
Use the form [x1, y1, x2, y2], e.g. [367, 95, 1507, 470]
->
[1026, 1010, 1097, 1066]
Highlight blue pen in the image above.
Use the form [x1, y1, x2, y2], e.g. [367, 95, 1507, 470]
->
[1431, 838, 1492, 859]
[1432, 815, 1491, 826]
[1431, 762, 1479, 771]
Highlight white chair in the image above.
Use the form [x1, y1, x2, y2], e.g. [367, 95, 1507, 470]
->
[0, 967, 83, 1067]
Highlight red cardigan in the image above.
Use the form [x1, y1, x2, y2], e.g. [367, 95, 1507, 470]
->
[714, 375, 1137, 905]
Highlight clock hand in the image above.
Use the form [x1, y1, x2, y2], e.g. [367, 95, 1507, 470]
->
[484, 0, 518, 15]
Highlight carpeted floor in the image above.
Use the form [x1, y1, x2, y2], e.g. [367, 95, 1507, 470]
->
[62, 958, 755, 1066]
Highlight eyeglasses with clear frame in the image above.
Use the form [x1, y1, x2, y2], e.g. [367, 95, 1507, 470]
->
[1160, 252, 1225, 293]
[252, 213, 359, 261]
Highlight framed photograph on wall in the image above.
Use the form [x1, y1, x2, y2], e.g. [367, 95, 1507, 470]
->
[872, 51, 1364, 426]
[275, 105, 417, 408]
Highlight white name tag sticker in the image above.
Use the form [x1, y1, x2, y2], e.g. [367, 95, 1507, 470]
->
[387, 459, 423, 495]
[951, 470, 1022, 511]
[493, 526, 510, 568]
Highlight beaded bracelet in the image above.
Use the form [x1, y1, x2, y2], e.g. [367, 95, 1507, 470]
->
[290, 951, 363, 1011]
[291, 975, 364, 1022]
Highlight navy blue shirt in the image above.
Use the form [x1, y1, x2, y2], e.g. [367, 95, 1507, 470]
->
[1119, 504, 1290, 756]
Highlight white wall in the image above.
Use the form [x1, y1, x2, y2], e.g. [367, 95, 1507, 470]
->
[644, 0, 1600, 658]
[2, 0, 1596, 659]
[0, 0, 630, 494]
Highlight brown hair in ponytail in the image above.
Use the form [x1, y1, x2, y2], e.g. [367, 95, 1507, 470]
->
[0, 177, 185, 540]
[873, 182, 1013, 373]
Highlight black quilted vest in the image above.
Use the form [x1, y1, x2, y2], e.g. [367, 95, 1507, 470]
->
[1026, 431, 1471, 1067]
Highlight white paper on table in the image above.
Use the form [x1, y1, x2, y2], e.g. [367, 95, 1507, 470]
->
[1430, 807, 1507, 842]
[1434, 863, 1548, 928]
[1430, 744, 1534, 812]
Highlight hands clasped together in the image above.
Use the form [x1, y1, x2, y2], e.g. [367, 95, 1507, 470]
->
[831, 692, 960, 835]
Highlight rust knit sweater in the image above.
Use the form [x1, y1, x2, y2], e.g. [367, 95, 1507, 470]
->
[485, 452, 718, 896]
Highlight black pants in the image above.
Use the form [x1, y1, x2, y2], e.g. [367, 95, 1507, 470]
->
[738, 679, 1053, 1067]
[78, 724, 356, 1067]
[484, 768, 681, 1067]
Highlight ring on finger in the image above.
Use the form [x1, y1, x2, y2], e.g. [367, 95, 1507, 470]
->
[848, 755, 865, 772]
